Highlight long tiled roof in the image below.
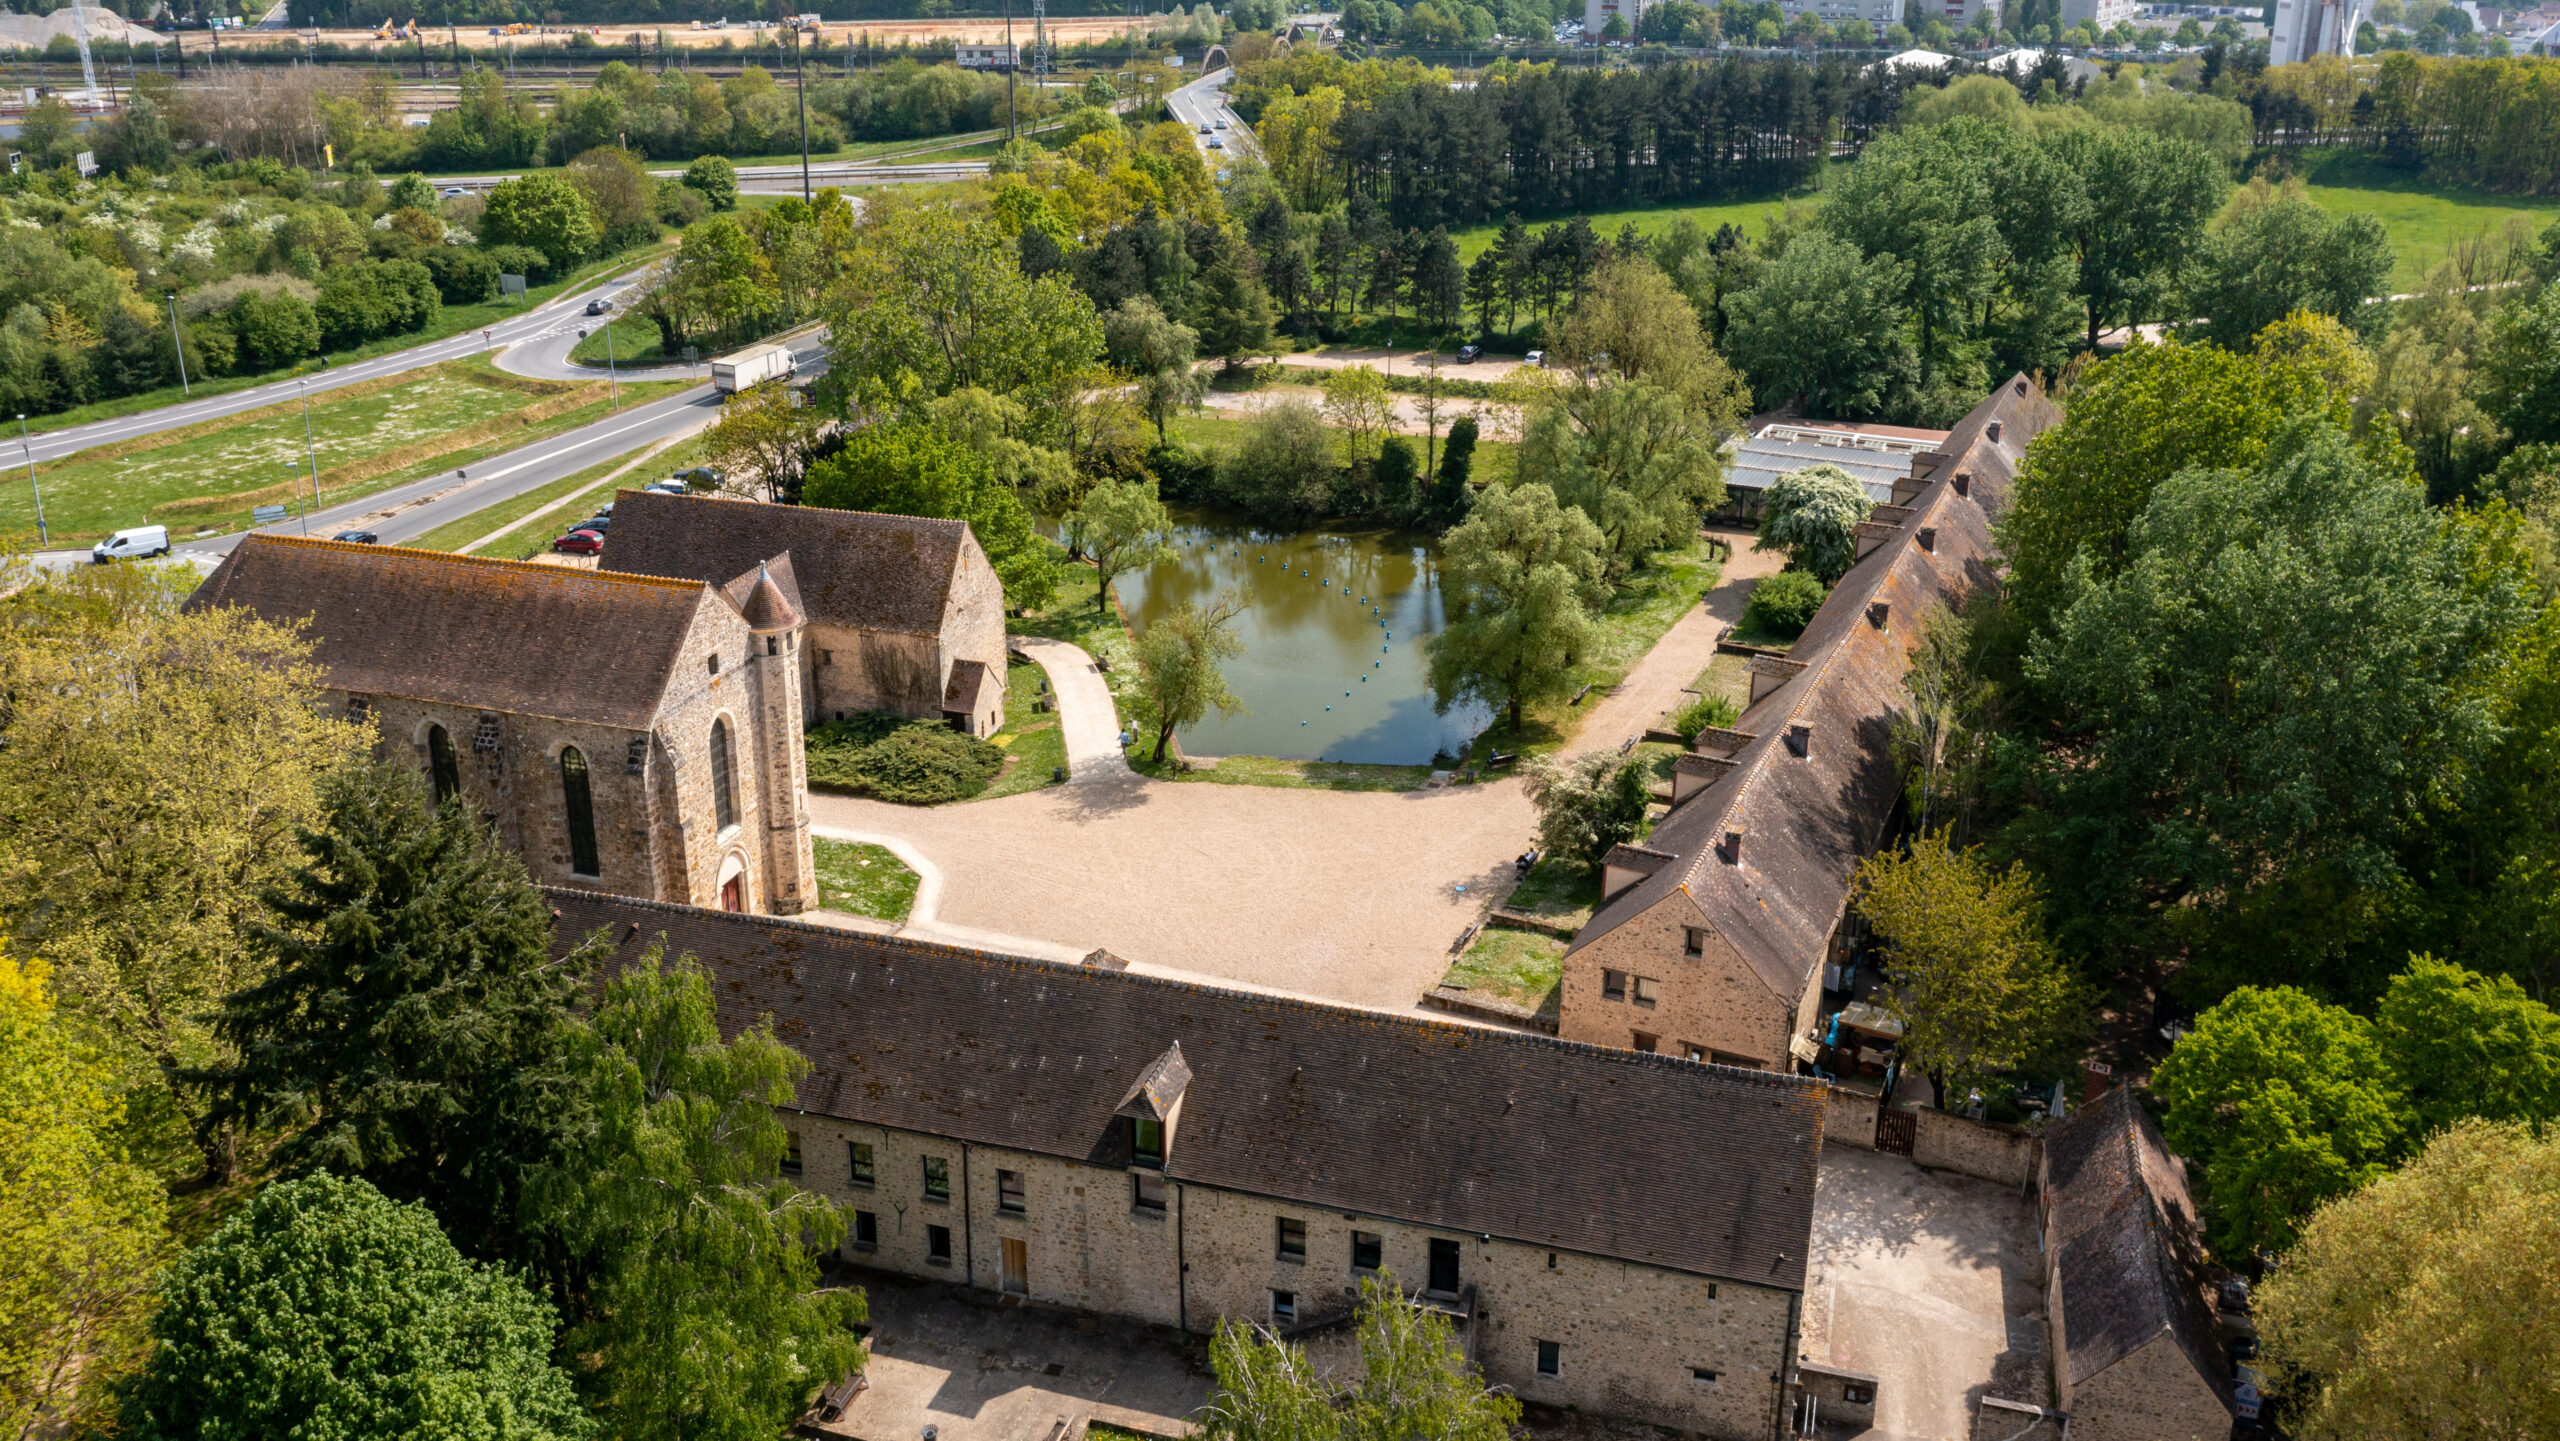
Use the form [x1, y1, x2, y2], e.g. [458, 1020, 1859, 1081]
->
[547, 890, 1829, 1291]
[186, 536, 715, 729]
[1567, 377, 2059, 1003]
[601, 491, 971, 636]
[2044, 1088, 2232, 1407]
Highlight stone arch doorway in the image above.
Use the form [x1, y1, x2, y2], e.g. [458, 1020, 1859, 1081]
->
[717, 851, 748, 913]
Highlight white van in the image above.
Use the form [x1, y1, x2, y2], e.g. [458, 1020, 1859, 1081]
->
[91, 525, 170, 563]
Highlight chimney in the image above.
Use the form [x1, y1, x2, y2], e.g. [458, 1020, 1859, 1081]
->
[1917, 526, 1937, 552]
[1953, 472, 1973, 498]
[1785, 722, 1811, 757]
[1720, 827, 1745, 864]
[1987, 421, 2004, 444]
[1866, 601, 1890, 630]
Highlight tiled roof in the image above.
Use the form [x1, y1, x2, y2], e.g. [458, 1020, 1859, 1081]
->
[941, 658, 992, 714]
[186, 536, 712, 729]
[601, 491, 970, 636]
[1567, 376, 2059, 1003]
[2043, 1088, 2232, 1406]
[547, 890, 1829, 1291]
[722, 555, 805, 633]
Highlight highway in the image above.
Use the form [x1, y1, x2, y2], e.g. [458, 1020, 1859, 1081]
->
[1166, 68, 1258, 164]
[417, 158, 988, 197]
[13, 264, 656, 469]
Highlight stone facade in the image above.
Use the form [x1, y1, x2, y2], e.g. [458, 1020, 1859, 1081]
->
[1558, 890, 1796, 1067]
[2056, 1335, 2230, 1441]
[549, 892, 1831, 1441]
[189, 537, 816, 916]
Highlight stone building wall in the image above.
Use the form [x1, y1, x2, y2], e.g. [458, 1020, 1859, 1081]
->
[367, 695, 650, 897]
[805, 625, 943, 725]
[651, 599, 781, 913]
[784, 1111, 1796, 1441]
[1558, 892, 1793, 1069]
[2062, 1337, 2231, 1441]
[943, 536, 1008, 679]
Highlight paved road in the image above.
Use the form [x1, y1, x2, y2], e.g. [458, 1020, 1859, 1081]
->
[13, 264, 651, 470]
[1166, 67, 1256, 164]
[420, 158, 987, 199]
[493, 315, 829, 385]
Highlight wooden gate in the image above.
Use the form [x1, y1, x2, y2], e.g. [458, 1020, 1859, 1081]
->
[1875, 1108, 1916, 1156]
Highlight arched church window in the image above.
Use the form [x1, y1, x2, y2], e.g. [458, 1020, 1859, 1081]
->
[710, 719, 738, 832]
[427, 724, 460, 806]
[560, 746, 600, 878]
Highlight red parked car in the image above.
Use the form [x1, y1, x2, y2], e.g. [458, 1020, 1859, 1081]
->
[552, 528, 605, 555]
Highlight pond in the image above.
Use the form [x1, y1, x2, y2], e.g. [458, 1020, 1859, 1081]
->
[1107, 510, 1491, 766]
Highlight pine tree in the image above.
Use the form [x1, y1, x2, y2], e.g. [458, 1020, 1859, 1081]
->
[1316, 210, 1353, 325]
[198, 763, 603, 1261]
[1191, 231, 1278, 371]
[1415, 227, 1462, 333]
[1465, 249, 1502, 340]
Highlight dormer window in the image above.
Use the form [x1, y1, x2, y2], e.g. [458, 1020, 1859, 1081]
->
[1131, 1117, 1165, 1169]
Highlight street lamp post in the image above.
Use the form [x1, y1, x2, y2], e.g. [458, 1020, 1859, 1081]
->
[16, 413, 45, 548]
[297, 380, 320, 532]
[792, 17, 812, 204]
[166, 292, 190, 397]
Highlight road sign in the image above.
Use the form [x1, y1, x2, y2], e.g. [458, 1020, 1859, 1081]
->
[499, 274, 527, 298]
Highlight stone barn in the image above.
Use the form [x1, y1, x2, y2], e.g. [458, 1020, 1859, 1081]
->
[187, 536, 817, 916]
[601, 492, 1009, 737]
[1555, 376, 2058, 1072]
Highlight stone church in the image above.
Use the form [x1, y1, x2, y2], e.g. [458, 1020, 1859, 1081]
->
[1556, 376, 2059, 1070]
[601, 491, 1011, 737]
[187, 535, 818, 915]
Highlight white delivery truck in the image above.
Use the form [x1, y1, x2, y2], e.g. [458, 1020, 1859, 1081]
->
[711, 342, 796, 394]
[91, 525, 170, 563]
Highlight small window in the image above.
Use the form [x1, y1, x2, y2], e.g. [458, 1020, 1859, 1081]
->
[766, 636, 779, 656]
[708, 652, 720, 676]
[1633, 1031, 1659, 1053]
[781, 1130, 803, 1176]
[1842, 1384, 1874, 1404]
[1684, 1043, 1707, 1063]
[853, 1209, 878, 1249]
[709, 719, 738, 832]
[1708, 1283, 1718, 1300]
[1427, 1237, 1460, 1295]
[1132, 1171, 1167, 1211]
[849, 1142, 875, 1185]
[923, 1155, 951, 1201]
[1536, 1340, 1561, 1378]
[1633, 975, 1659, 1007]
[1351, 1231, 1382, 1271]
[927, 1223, 952, 1261]
[427, 724, 460, 806]
[1272, 1290, 1296, 1323]
[1601, 969, 1627, 1001]
[558, 747, 599, 878]
[1131, 1116, 1164, 1167]
[1546, 1251, 1558, 1271]
[1277, 1217, 1306, 1260]
[1690, 1368, 1719, 1385]
[998, 1168, 1026, 1214]
[1683, 927, 1707, 958]
[821, 649, 834, 666]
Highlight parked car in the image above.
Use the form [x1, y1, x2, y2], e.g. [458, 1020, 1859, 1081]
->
[643, 479, 689, 495]
[670, 466, 725, 490]
[331, 530, 381, 544]
[574, 515, 611, 532]
[91, 525, 169, 563]
[1457, 344, 1482, 363]
[585, 297, 613, 315]
[552, 529, 605, 555]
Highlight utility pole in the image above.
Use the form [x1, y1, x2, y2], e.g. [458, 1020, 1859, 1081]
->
[1004, 0, 1016, 140]
[166, 293, 189, 397]
[16, 415, 46, 549]
[297, 380, 321, 530]
[792, 15, 810, 202]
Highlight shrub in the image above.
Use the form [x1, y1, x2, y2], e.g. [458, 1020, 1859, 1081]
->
[1670, 690, 1742, 742]
[420, 246, 500, 305]
[805, 712, 1005, 805]
[314, 259, 440, 350]
[226, 289, 320, 371]
[479, 243, 551, 285]
[1744, 570, 1828, 638]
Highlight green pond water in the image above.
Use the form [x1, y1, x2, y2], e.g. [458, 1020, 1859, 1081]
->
[1107, 511, 1492, 765]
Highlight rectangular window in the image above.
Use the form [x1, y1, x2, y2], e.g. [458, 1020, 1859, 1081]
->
[1131, 1116, 1165, 1167]
[1684, 927, 1707, 958]
[1132, 1171, 1167, 1212]
[1536, 1340, 1561, 1378]
[1690, 1368, 1719, 1385]
[1601, 969, 1627, 1001]
[1684, 1043, 1707, 1063]
[820, 649, 834, 666]
[1427, 1237, 1461, 1295]
[1272, 1290, 1296, 1323]
[781, 1130, 803, 1176]
[1633, 975, 1659, 1007]
[849, 1142, 875, 1186]
[998, 1169, 1026, 1214]
[1843, 1384, 1874, 1404]
[1633, 1031, 1659, 1053]
[1708, 1282, 1718, 1300]
[853, 1210, 878, 1249]
[1277, 1217, 1306, 1260]
[923, 1155, 951, 1201]
[1351, 1231, 1383, 1271]
[1547, 1251, 1558, 1271]
[927, 1224, 952, 1262]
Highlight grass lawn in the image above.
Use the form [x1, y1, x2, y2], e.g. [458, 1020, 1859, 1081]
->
[20, 241, 673, 440]
[1501, 857, 1601, 929]
[403, 431, 699, 555]
[568, 318, 674, 367]
[2296, 152, 2560, 295]
[1438, 926, 1567, 1023]
[979, 655, 1072, 798]
[811, 837, 920, 923]
[1448, 165, 1841, 266]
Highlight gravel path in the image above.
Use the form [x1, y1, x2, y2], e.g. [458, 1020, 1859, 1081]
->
[1566, 527, 1782, 753]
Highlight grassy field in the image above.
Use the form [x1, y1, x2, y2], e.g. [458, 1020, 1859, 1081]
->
[812, 837, 920, 922]
[1501, 857, 1601, 930]
[403, 430, 703, 555]
[569, 318, 674, 367]
[2294, 153, 2560, 294]
[1439, 926, 1567, 1023]
[980, 656, 1072, 798]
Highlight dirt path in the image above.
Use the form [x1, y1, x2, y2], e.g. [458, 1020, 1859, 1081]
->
[1566, 528, 1782, 754]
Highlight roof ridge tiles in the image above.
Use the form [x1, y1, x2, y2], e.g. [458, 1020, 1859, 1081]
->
[243, 533, 709, 593]
[539, 886, 1829, 1094]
